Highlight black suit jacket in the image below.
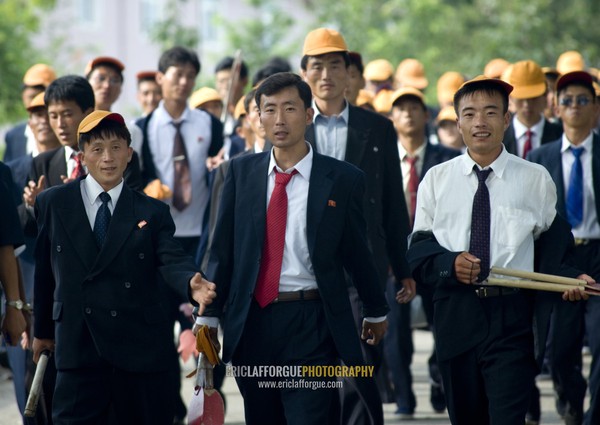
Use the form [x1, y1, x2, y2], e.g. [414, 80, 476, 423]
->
[205, 151, 388, 365]
[3, 121, 27, 162]
[306, 105, 410, 286]
[503, 118, 563, 156]
[33, 179, 198, 372]
[421, 142, 461, 180]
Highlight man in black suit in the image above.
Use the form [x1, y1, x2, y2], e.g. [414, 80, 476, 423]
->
[503, 60, 563, 158]
[199, 73, 388, 425]
[300, 28, 413, 424]
[407, 75, 590, 425]
[3, 64, 56, 162]
[528, 70, 600, 425]
[32, 110, 216, 424]
[387, 86, 460, 417]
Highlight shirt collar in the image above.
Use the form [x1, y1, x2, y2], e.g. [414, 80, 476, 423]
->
[64, 145, 77, 158]
[83, 173, 124, 207]
[312, 99, 349, 124]
[561, 131, 594, 154]
[154, 100, 192, 126]
[398, 139, 427, 161]
[512, 114, 545, 139]
[268, 142, 313, 182]
[461, 145, 509, 179]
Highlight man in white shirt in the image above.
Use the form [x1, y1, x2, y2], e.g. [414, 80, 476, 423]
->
[407, 75, 591, 425]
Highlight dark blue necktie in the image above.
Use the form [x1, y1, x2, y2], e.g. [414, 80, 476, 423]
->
[94, 192, 112, 249]
[469, 167, 492, 282]
[566, 146, 584, 228]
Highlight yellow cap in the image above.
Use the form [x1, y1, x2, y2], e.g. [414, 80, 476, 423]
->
[373, 89, 394, 114]
[437, 72, 465, 105]
[26, 92, 46, 111]
[233, 96, 246, 119]
[355, 89, 374, 107]
[483, 58, 510, 79]
[23, 64, 56, 87]
[189, 87, 222, 109]
[390, 87, 425, 106]
[436, 105, 457, 123]
[77, 110, 125, 140]
[508, 60, 546, 99]
[556, 51, 585, 75]
[363, 59, 394, 81]
[395, 59, 428, 89]
[458, 75, 514, 96]
[302, 28, 348, 56]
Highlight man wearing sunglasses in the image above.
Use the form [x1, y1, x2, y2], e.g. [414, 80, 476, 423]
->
[528, 70, 600, 425]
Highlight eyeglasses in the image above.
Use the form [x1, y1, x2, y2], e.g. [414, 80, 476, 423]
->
[559, 96, 592, 107]
[91, 75, 122, 86]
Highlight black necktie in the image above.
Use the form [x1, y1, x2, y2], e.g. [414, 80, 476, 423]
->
[94, 192, 112, 249]
[469, 167, 492, 282]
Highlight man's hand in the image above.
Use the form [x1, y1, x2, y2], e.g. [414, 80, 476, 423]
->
[189, 273, 217, 315]
[454, 252, 481, 284]
[206, 148, 225, 172]
[562, 274, 594, 302]
[361, 319, 388, 346]
[23, 175, 46, 207]
[32, 337, 55, 363]
[1, 308, 26, 346]
[396, 277, 416, 304]
[177, 329, 198, 362]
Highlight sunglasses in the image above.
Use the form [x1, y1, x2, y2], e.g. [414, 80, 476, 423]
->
[559, 96, 592, 107]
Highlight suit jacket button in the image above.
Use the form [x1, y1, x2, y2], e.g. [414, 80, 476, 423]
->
[369, 198, 375, 204]
[110, 310, 117, 317]
[138, 253, 145, 260]
[56, 245, 62, 252]
[85, 307, 92, 314]
[373, 146, 379, 152]
[124, 282, 131, 288]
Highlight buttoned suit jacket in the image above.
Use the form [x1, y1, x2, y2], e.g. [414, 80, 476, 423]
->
[33, 179, 198, 372]
[503, 118, 563, 156]
[204, 151, 389, 366]
[305, 105, 411, 287]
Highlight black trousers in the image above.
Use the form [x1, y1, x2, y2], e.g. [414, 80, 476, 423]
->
[233, 298, 339, 425]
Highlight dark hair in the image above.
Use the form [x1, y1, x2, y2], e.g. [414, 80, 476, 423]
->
[44, 75, 95, 113]
[86, 62, 124, 83]
[254, 72, 312, 110]
[243, 88, 257, 113]
[158, 46, 200, 75]
[453, 81, 509, 115]
[348, 52, 364, 74]
[252, 58, 293, 87]
[300, 51, 351, 71]
[214, 56, 249, 80]
[79, 119, 132, 151]
[557, 81, 596, 100]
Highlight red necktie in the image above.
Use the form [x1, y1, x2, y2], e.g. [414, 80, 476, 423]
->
[172, 121, 192, 211]
[70, 152, 85, 179]
[522, 129, 533, 159]
[406, 156, 419, 227]
[254, 168, 298, 307]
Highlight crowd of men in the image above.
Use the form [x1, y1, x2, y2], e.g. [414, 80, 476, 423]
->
[1, 25, 600, 425]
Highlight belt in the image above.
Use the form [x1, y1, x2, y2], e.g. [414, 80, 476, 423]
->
[271, 289, 320, 303]
[475, 286, 520, 298]
[574, 238, 600, 246]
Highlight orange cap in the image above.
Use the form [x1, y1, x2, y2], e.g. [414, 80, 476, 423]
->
[436, 106, 457, 123]
[508, 60, 546, 99]
[23, 64, 56, 87]
[372, 89, 394, 114]
[483, 58, 510, 79]
[390, 87, 425, 107]
[233, 96, 247, 119]
[437, 72, 465, 105]
[556, 51, 585, 75]
[302, 28, 348, 56]
[26, 92, 46, 111]
[77, 110, 125, 140]
[363, 59, 394, 81]
[136, 71, 158, 81]
[458, 75, 514, 96]
[85, 56, 125, 76]
[189, 87, 222, 109]
[356, 89, 374, 107]
[395, 59, 428, 89]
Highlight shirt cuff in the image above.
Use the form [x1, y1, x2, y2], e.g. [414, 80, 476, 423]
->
[364, 315, 387, 323]
[195, 316, 219, 328]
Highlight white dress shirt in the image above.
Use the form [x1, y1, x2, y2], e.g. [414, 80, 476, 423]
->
[513, 114, 545, 158]
[560, 132, 600, 239]
[312, 100, 350, 160]
[64, 145, 85, 178]
[412, 147, 557, 273]
[80, 174, 123, 229]
[146, 101, 213, 237]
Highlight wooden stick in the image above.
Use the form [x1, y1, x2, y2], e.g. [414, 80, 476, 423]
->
[486, 278, 600, 295]
[490, 267, 587, 287]
[24, 350, 50, 417]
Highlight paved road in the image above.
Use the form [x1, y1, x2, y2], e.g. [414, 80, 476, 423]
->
[0, 330, 590, 424]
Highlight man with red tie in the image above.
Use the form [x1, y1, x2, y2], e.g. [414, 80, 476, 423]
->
[199, 72, 389, 425]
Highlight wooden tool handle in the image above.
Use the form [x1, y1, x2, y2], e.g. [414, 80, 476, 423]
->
[487, 277, 585, 293]
[24, 350, 50, 417]
[490, 267, 587, 287]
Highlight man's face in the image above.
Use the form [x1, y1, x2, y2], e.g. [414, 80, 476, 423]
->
[511, 94, 546, 126]
[345, 64, 365, 104]
[302, 53, 348, 103]
[259, 86, 313, 150]
[157, 64, 197, 104]
[137, 80, 162, 115]
[81, 134, 133, 192]
[200, 100, 223, 119]
[457, 91, 509, 158]
[28, 107, 59, 149]
[88, 66, 123, 110]
[215, 69, 246, 106]
[47, 100, 91, 149]
[556, 85, 598, 132]
[437, 120, 463, 151]
[391, 97, 428, 139]
[22, 87, 43, 109]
